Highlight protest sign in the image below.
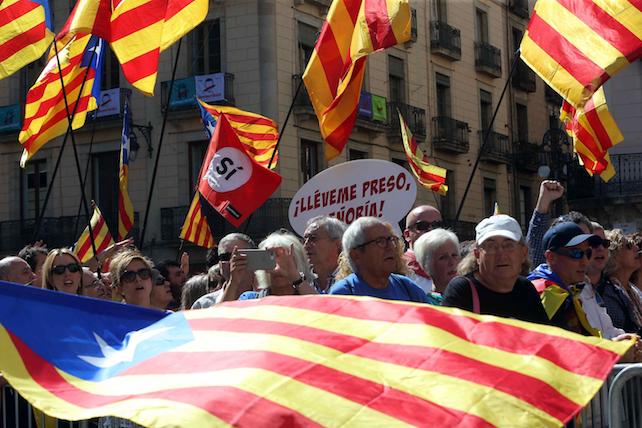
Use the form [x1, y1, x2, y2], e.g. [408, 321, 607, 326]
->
[288, 159, 416, 235]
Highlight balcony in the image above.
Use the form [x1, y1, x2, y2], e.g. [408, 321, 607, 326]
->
[513, 141, 541, 171]
[479, 130, 511, 164]
[0, 103, 21, 135]
[567, 154, 642, 201]
[512, 60, 536, 93]
[430, 21, 461, 61]
[161, 198, 292, 244]
[431, 116, 469, 154]
[388, 101, 426, 140]
[545, 85, 563, 106]
[509, 0, 529, 18]
[161, 72, 235, 113]
[475, 42, 502, 78]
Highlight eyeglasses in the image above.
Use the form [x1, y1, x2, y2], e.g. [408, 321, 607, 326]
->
[411, 220, 441, 232]
[478, 240, 519, 254]
[120, 268, 152, 283]
[52, 263, 82, 275]
[218, 252, 232, 262]
[554, 248, 593, 260]
[155, 275, 166, 286]
[356, 236, 400, 249]
[591, 239, 611, 249]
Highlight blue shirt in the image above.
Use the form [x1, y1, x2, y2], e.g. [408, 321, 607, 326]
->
[526, 210, 550, 268]
[329, 273, 430, 304]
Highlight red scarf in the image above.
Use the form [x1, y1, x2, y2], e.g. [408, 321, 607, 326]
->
[404, 250, 430, 279]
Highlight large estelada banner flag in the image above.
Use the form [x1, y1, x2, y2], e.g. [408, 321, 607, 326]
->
[197, 114, 281, 228]
[0, 281, 632, 427]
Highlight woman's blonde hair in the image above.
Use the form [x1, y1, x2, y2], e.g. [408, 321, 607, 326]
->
[604, 229, 629, 278]
[42, 248, 82, 294]
[108, 249, 152, 291]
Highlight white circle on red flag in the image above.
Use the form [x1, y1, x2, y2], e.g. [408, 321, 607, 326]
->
[204, 147, 253, 193]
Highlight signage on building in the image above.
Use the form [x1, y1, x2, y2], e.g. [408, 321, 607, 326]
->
[168, 77, 197, 109]
[0, 104, 21, 133]
[95, 88, 121, 118]
[196, 73, 226, 103]
[288, 159, 417, 236]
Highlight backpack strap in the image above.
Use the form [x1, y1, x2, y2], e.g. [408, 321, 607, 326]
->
[258, 288, 271, 298]
[466, 277, 480, 314]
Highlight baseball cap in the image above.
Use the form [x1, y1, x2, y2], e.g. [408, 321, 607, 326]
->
[475, 214, 523, 245]
[542, 222, 602, 250]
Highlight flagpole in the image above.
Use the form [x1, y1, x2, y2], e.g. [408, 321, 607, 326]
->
[453, 51, 520, 222]
[51, 38, 100, 263]
[73, 118, 98, 237]
[32, 45, 99, 244]
[139, 38, 182, 248]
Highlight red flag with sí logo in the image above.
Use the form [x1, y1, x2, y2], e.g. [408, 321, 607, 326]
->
[198, 114, 282, 227]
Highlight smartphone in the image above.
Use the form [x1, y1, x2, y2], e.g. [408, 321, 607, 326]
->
[238, 249, 276, 271]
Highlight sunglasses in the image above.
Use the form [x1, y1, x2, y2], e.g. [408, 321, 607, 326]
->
[412, 220, 441, 232]
[554, 248, 593, 260]
[52, 263, 82, 275]
[155, 275, 166, 286]
[591, 239, 611, 249]
[218, 252, 232, 262]
[120, 268, 152, 283]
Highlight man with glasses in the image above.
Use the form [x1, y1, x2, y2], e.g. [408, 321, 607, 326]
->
[329, 217, 430, 303]
[303, 216, 346, 293]
[403, 205, 443, 293]
[529, 222, 606, 335]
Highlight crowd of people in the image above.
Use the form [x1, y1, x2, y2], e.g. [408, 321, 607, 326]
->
[2, 179, 642, 424]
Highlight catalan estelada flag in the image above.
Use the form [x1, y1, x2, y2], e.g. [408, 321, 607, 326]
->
[303, 0, 411, 159]
[0, 0, 53, 79]
[520, 0, 642, 108]
[399, 111, 448, 195]
[560, 87, 623, 182]
[75, 203, 115, 263]
[118, 99, 134, 240]
[179, 193, 215, 248]
[0, 283, 632, 426]
[198, 99, 279, 169]
[19, 34, 104, 167]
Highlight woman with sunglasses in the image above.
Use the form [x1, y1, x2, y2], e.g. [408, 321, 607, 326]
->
[42, 249, 83, 295]
[150, 268, 173, 311]
[109, 250, 153, 308]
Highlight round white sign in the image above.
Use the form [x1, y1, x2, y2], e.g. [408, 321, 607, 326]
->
[204, 147, 253, 193]
[288, 159, 417, 236]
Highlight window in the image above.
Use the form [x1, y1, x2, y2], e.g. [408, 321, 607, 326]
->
[388, 56, 406, 104]
[20, 159, 47, 220]
[298, 22, 317, 73]
[512, 27, 523, 53]
[189, 20, 221, 75]
[349, 149, 367, 160]
[476, 8, 489, 43]
[301, 139, 320, 183]
[101, 47, 120, 90]
[440, 169, 455, 220]
[92, 151, 119, 233]
[483, 177, 496, 216]
[516, 103, 528, 142]
[519, 185, 532, 227]
[188, 140, 209, 194]
[480, 89, 493, 131]
[435, 73, 451, 117]
[433, 0, 447, 22]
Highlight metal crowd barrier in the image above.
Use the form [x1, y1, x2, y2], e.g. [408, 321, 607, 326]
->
[3, 363, 642, 427]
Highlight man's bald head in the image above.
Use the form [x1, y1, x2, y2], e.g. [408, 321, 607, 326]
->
[0, 256, 36, 285]
[404, 205, 443, 249]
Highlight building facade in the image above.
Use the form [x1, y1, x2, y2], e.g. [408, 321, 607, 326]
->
[0, 0, 558, 261]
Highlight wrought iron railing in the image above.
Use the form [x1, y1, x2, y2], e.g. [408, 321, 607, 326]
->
[388, 102, 426, 138]
[430, 21, 461, 60]
[475, 42, 502, 78]
[431, 116, 469, 153]
[479, 130, 511, 163]
[511, 60, 536, 93]
[567, 154, 642, 200]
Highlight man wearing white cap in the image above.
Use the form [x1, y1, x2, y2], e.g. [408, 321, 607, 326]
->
[442, 214, 548, 323]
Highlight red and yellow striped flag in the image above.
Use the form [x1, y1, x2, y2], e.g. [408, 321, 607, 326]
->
[560, 87, 623, 182]
[75, 204, 115, 263]
[180, 193, 215, 248]
[198, 99, 279, 169]
[110, 0, 208, 95]
[0, 294, 632, 426]
[399, 111, 448, 195]
[520, 0, 642, 108]
[303, 0, 411, 159]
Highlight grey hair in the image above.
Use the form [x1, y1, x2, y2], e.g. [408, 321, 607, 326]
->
[413, 228, 460, 277]
[305, 215, 347, 241]
[342, 217, 388, 273]
[255, 231, 314, 289]
[591, 221, 604, 232]
[218, 233, 256, 255]
[0, 256, 22, 281]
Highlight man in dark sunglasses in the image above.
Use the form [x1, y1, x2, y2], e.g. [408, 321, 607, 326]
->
[402, 205, 443, 293]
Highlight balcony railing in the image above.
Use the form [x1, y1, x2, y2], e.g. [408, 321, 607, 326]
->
[161, 198, 293, 244]
[431, 116, 469, 154]
[511, 60, 536, 93]
[475, 42, 502, 78]
[161, 73, 235, 112]
[388, 102, 426, 139]
[430, 21, 461, 61]
[513, 140, 540, 171]
[479, 130, 511, 163]
[545, 85, 563, 106]
[509, 0, 529, 18]
[567, 154, 642, 201]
